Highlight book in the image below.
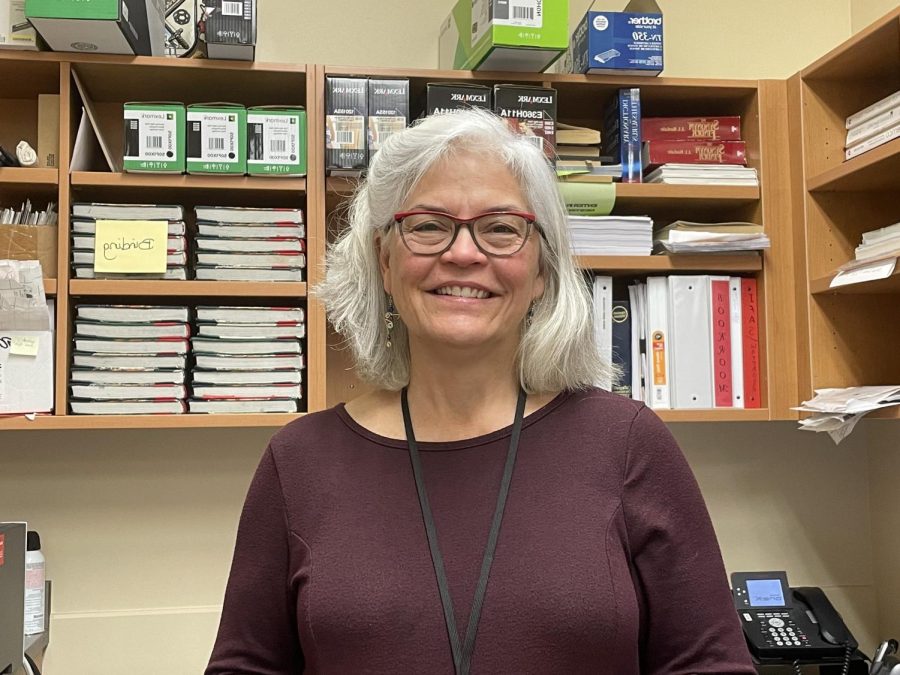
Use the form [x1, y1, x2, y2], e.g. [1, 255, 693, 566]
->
[196, 323, 306, 339]
[194, 206, 304, 224]
[73, 337, 189, 354]
[195, 252, 307, 267]
[194, 266, 305, 282]
[70, 399, 187, 415]
[72, 353, 187, 369]
[641, 116, 741, 142]
[861, 221, 900, 245]
[72, 266, 188, 280]
[845, 89, 900, 129]
[845, 105, 900, 147]
[72, 219, 186, 235]
[76, 305, 190, 323]
[70, 368, 186, 385]
[604, 88, 642, 183]
[844, 123, 900, 160]
[642, 140, 747, 167]
[556, 145, 602, 159]
[593, 275, 613, 390]
[192, 383, 303, 399]
[187, 398, 300, 414]
[190, 338, 302, 355]
[196, 222, 306, 238]
[72, 203, 184, 220]
[73, 250, 188, 266]
[611, 299, 632, 398]
[194, 237, 305, 253]
[70, 383, 187, 400]
[74, 321, 191, 339]
[193, 353, 305, 370]
[72, 234, 187, 252]
[556, 123, 602, 145]
[192, 369, 302, 385]
[195, 306, 305, 323]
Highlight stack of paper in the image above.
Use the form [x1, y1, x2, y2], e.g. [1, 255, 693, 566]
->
[795, 386, 900, 444]
[569, 216, 653, 256]
[0, 200, 58, 225]
[70, 203, 187, 280]
[644, 164, 759, 186]
[854, 221, 900, 262]
[189, 305, 305, 414]
[70, 304, 190, 414]
[194, 206, 306, 282]
[844, 90, 900, 161]
[655, 221, 770, 253]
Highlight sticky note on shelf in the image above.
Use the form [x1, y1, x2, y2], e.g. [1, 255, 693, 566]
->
[11, 336, 40, 357]
[93, 220, 168, 273]
[558, 181, 616, 216]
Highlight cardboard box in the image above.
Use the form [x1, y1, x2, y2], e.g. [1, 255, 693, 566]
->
[186, 103, 246, 174]
[0, 224, 58, 279]
[0, 0, 38, 49]
[368, 79, 408, 160]
[325, 76, 367, 172]
[570, 0, 663, 76]
[25, 0, 165, 55]
[123, 102, 186, 174]
[439, 0, 568, 72]
[37, 94, 59, 168]
[426, 83, 491, 116]
[204, 0, 255, 60]
[493, 84, 557, 158]
[247, 106, 307, 177]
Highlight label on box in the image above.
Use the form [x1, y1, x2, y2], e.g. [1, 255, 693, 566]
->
[573, 10, 663, 74]
[247, 113, 300, 165]
[493, 0, 542, 28]
[188, 112, 239, 162]
[124, 110, 178, 161]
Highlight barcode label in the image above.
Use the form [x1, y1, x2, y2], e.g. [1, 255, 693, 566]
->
[336, 131, 355, 145]
[247, 113, 302, 166]
[494, 0, 541, 28]
[512, 5, 534, 20]
[525, 135, 545, 151]
[222, 1, 243, 16]
[123, 110, 178, 163]
[270, 139, 287, 153]
[146, 136, 163, 149]
[209, 137, 226, 150]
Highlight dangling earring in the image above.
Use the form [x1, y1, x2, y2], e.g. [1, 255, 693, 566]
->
[385, 295, 396, 348]
[526, 301, 536, 328]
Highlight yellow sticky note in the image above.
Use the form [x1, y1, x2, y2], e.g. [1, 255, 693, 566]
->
[558, 182, 616, 216]
[11, 336, 40, 357]
[94, 220, 168, 273]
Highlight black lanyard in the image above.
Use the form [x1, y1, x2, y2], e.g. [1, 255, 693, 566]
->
[402, 387, 527, 675]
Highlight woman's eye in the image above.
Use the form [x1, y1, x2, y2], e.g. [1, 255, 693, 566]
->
[412, 220, 448, 232]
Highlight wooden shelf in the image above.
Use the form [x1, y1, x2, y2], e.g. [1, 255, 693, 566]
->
[577, 253, 762, 274]
[0, 168, 58, 185]
[810, 265, 900, 295]
[71, 172, 307, 193]
[0, 412, 302, 430]
[656, 408, 770, 422]
[43, 279, 57, 295]
[868, 407, 900, 420]
[807, 138, 900, 192]
[69, 280, 307, 297]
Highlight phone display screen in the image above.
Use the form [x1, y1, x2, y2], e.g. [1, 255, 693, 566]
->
[746, 578, 786, 607]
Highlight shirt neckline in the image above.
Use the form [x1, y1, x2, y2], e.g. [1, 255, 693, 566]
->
[335, 389, 571, 451]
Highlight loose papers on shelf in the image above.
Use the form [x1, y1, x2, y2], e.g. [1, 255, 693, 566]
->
[794, 386, 900, 444]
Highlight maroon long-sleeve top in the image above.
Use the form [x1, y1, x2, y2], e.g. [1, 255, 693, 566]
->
[206, 388, 755, 674]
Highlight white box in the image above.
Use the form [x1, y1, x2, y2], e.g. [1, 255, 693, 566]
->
[0, 329, 54, 414]
[0, 0, 38, 50]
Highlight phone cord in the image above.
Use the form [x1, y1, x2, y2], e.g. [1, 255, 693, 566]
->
[792, 644, 852, 675]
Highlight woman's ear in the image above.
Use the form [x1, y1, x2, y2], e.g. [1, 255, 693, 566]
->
[375, 232, 392, 295]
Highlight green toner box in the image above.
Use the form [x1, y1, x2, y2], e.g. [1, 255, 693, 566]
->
[438, 0, 569, 72]
[123, 102, 185, 173]
[246, 106, 307, 177]
[186, 103, 246, 175]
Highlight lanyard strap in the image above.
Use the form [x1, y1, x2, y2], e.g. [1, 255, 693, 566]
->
[402, 387, 527, 675]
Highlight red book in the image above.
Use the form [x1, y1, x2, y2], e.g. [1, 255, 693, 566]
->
[642, 116, 742, 142]
[642, 140, 747, 167]
[741, 278, 761, 408]
[710, 279, 733, 407]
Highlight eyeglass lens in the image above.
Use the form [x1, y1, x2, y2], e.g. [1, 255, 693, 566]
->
[399, 213, 530, 255]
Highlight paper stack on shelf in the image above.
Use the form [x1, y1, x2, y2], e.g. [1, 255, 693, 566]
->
[795, 385, 900, 443]
[193, 206, 306, 282]
[854, 221, 900, 262]
[844, 90, 900, 161]
[644, 163, 759, 186]
[189, 305, 305, 414]
[654, 221, 770, 253]
[569, 215, 653, 256]
[70, 304, 190, 415]
[556, 123, 603, 161]
[829, 221, 900, 287]
[70, 203, 188, 280]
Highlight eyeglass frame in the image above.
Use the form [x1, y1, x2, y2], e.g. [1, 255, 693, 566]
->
[391, 210, 545, 257]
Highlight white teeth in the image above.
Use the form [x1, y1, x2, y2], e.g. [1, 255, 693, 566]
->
[435, 286, 490, 299]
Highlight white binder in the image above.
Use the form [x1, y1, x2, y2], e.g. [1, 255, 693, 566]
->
[645, 276, 671, 409]
[729, 277, 745, 408]
[627, 283, 644, 402]
[668, 275, 713, 408]
[593, 275, 613, 390]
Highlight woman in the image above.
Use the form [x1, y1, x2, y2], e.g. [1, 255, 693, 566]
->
[206, 109, 754, 674]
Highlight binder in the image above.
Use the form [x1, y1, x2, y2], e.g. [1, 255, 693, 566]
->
[627, 283, 644, 401]
[741, 278, 762, 408]
[645, 276, 671, 409]
[710, 276, 733, 407]
[593, 275, 613, 390]
[669, 275, 713, 408]
[729, 277, 745, 408]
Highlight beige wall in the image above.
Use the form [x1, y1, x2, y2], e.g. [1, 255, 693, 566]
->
[851, 0, 900, 32]
[5, 1, 900, 673]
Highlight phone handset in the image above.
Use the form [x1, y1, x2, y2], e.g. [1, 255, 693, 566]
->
[793, 587, 857, 649]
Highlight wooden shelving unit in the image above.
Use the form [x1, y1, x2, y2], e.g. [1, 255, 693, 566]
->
[0, 412, 301, 430]
[68, 280, 307, 297]
[0, 168, 59, 185]
[789, 8, 900, 397]
[575, 254, 762, 275]
[71, 171, 307, 193]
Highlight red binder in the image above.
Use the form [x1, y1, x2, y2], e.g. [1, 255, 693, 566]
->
[741, 278, 761, 408]
[711, 278, 733, 407]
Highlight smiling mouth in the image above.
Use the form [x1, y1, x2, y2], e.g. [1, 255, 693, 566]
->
[432, 286, 494, 299]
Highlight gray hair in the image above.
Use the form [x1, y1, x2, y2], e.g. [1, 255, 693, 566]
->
[315, 108, 613, 394]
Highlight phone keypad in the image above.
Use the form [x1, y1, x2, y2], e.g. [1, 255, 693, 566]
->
[757, 612, 811, 648]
